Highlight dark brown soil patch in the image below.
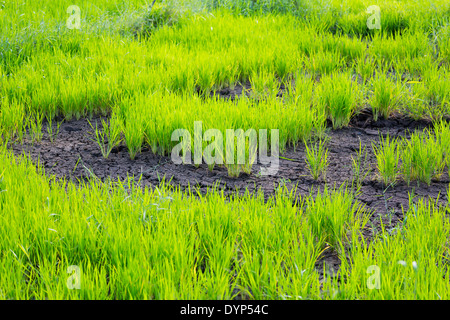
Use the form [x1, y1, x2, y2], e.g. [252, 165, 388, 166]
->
[9, 112, 447, 215]
[8, 110, 450, 281]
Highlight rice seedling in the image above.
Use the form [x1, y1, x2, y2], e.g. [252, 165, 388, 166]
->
[305, 185, 370, 251]
[307, 49, 345, 76]
[350, 139, 371, 193]
[353, 54, 375, 84]
[304, 138, 328, 181]
[26, 112, 44, 144]
[88, 115, 123, 159]
[401, 129, 445, 186]
[434, 120, 450, 179]
[283, 76, 327, 147]
[249, 68, 279, 101]
[372, 133, 401, 186]
[240, 142, 257, 175]
[222, 130, 257, 177]
[202, 131, 224, 172]
[370, 74, 403, 121]
[423, 69, 449, 121]
[316, 72, 356, 129]
[124, 122, 144, 161]
[45, 115, 63, 143]
[0, 97, 26, 143]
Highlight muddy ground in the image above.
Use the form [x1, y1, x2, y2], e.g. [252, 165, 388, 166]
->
[8, 98, 450, 286]
[9, 111, 446, 218]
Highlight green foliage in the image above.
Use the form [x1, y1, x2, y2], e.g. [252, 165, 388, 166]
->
[305, 185, 370, 250]
[370, 73, 403, 121]
[351, 139, 371, 192]
[401, 129, 445, 186]
[316, 72, 357, 129]
[26, 112, 44, 144]
[304, 138, 328, 181]
[372, 133, 401, 186]
[45, 114, 63, 143]
[1, 0, 450, 300]
[88, 115, 123, 159]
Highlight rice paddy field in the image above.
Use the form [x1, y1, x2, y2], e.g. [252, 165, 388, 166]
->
[1, 0, 450, 300]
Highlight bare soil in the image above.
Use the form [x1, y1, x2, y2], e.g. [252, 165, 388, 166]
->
[8, 105, 449, 284]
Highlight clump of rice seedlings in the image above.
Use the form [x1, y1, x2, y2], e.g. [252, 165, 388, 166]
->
[224, 136, 242, 178]
[437, 24, 450, 64]
[125, 128, 143, 161]
[249, 69, 279, 100]
[225, 162, 241, 178]
[434, 120, 450, 179]
[372, 133, 400, 186]
[223, 132, 257, 177]
[316, 72, 356, 129]
[304, 138, 328, 181]
[400, 136, 417, 187]
[380, 4, 410, 37]
[307, 49, 344, 76]
[336, 11, 370, 38]
[196, 67, 216, 97]
[407, 66, 449, 121]
[370, 74, 403, 121]
[241, 142, 257, 175]
[331, 31, 366, 64]
[26, 112, 44, 143]
[351, 139, 371, 193]
[202, 133, 224, 172]
[353, 54, 375, 83]
[423, 70, 449, 122]
[283, 77, 327, 147]
[0, 97, 26, 143]
[305, 185, 369, 250]
[88, 115, 123, 159]
[123, 101, 145, 160]
[45, 114, 63, 143]
[401, 129, 445, 186]
[284, 73, 314, 105]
